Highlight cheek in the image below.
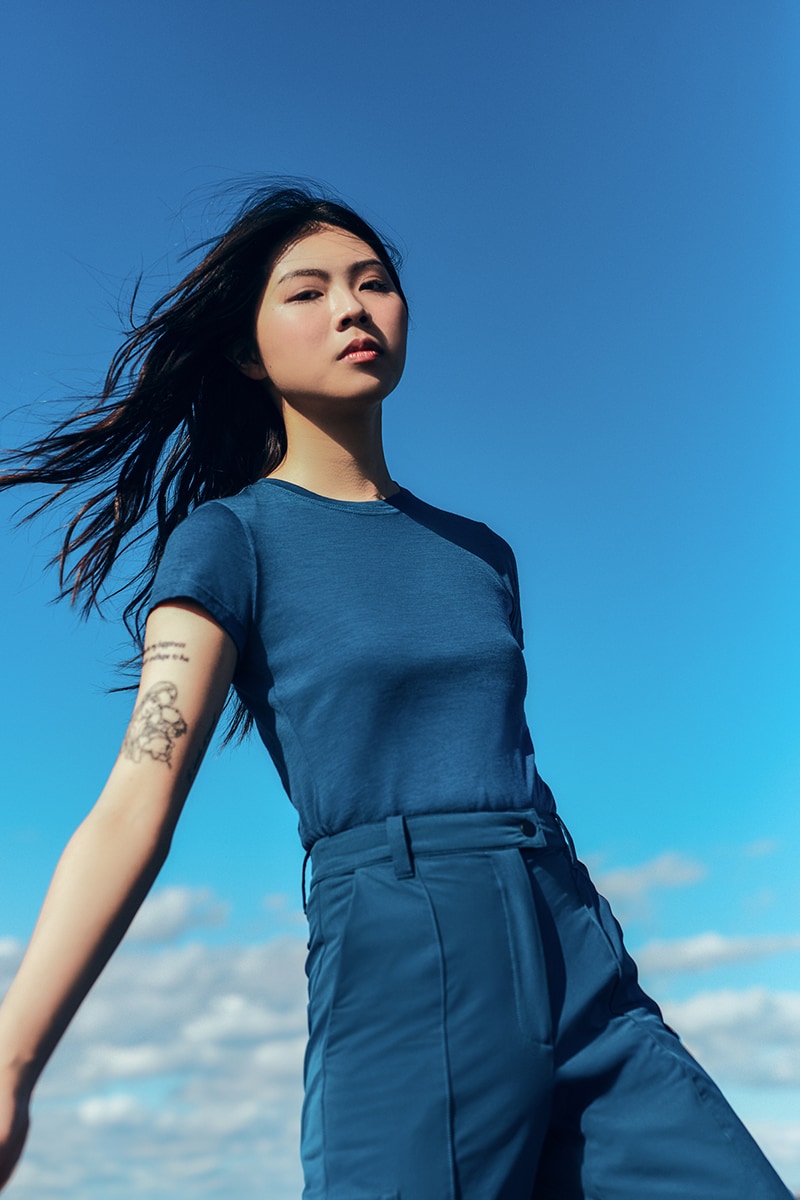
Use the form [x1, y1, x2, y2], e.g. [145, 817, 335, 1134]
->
[388, 297, 409, 339]
[391, 308, 409, 363]
[257, 308, 320, 376]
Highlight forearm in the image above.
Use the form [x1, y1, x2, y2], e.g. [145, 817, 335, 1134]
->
[0, 794, 175, 1092]
[0, 602, 236, 1101]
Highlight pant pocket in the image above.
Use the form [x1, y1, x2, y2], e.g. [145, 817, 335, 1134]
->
[489, 848, 554, 1047]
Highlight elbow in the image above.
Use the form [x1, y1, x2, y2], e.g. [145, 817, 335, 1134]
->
[134, 807, 182, 882]
[84, 787, 184, 878]
[150, 824, 176, 874]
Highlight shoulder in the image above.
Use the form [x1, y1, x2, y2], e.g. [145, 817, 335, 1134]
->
[150, 492, 265, 657]
[165, 480, 280, 548]
[155, 498, 252, 571]
[398, 490, 518, 575]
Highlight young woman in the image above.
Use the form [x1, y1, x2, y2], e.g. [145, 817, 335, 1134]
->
[0, 184, 791, 1198]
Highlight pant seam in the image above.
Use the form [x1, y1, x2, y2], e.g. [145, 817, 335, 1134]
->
[415, 868, 461, 1200]
[307, 873, 358, 1199]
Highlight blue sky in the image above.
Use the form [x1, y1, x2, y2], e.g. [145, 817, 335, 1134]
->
[1, 1, 800, 1195]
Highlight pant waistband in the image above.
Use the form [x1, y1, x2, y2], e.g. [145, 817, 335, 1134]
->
[305, 809, 572, 906]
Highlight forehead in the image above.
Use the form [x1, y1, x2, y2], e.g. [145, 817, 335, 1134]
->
[268, 226, 379, 282]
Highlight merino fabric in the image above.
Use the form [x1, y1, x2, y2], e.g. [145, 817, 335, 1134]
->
[150, 480, 553, 847]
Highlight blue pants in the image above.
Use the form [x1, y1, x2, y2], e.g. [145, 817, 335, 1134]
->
[301, 809, 790, 1199]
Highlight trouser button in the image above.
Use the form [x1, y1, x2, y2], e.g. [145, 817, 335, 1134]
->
[519, 819, 537, 838]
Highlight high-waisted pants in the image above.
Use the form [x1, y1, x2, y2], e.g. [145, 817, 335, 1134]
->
[300, 809, 791, 1199]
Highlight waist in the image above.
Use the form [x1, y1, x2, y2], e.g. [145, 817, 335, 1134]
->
[308, 807, 572, 888]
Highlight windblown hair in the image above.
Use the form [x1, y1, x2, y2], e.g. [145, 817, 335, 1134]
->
[0, 180, 407, 736]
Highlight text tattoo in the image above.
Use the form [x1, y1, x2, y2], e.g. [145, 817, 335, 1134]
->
[142, 639, 189, 668]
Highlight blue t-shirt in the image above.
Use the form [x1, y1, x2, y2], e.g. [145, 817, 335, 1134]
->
[149, 479, 553, 847]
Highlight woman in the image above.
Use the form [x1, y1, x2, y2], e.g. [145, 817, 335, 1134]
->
[0, 183, 791, 1198]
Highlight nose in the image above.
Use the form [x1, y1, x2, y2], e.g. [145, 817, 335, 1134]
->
[336, 291, 371, 330]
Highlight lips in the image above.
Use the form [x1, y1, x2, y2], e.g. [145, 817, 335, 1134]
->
[337, 338, 382, 360]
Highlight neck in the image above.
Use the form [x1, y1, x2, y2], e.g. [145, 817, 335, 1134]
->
[265, 402, 397, 501]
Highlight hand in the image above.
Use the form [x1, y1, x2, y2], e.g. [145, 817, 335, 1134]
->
[0, 1079, 30, 1191]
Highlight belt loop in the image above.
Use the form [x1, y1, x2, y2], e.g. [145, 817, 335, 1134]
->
[386, 815, 414, 878]
[301, 847, 312, 913]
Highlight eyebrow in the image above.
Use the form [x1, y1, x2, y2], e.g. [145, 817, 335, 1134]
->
[276, 258, 387, 286]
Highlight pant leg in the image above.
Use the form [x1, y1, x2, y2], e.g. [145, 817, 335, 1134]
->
[301, 818, 792, 1200]
[527, 850, 793, 1200]
[301, 848, 557, 1200]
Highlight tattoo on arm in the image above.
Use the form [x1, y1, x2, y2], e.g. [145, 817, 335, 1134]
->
[122, 682, 188, 768]
[142, 640, 190, 668]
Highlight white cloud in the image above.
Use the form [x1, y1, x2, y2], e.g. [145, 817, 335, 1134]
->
[262, 892, 307, 928]
[183, 993, 306, 1044]
[0, 943, 22, 1019]
[125, 886, 230, 944]
[78, 1093, 148, 1128]
[5, 906, 800, 1197]
[747, 1119, 800, 1192]
[7, 935, 308, 1199]
[0, 937, 22, 960]
[637, 932, 800, 976]
[0, 939, 22, 996]
[663, 988, 800, 1088]
[744, 839, 781, 859]
[595, 851, 706, 917]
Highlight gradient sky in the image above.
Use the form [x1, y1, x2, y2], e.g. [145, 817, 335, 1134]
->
[2, 2, 800, 1195]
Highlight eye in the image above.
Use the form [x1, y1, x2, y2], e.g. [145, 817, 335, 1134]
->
[289, 289, 322, 302]
[360, 278, 392, 293]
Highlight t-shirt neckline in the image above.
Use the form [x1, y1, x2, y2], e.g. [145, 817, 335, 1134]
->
[259, 478, 406, 513]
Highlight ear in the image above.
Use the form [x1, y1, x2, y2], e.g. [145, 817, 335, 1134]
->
[226, 340, 269, 381]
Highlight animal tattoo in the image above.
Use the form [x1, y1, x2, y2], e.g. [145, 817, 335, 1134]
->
[123, 681, 188, 768]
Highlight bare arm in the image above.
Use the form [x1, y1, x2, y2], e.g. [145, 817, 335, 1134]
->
[0, 601, 237, 1187]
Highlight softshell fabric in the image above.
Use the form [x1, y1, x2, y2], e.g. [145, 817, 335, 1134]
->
[301, 810, 792, 1200]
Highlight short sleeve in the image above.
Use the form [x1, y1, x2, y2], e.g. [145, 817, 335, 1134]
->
[148, 501, 255, 657]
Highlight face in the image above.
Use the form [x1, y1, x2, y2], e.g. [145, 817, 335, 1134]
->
[242, 226, 408, 415]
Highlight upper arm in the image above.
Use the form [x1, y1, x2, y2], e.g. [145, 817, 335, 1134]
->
[97, 601, 238, 829]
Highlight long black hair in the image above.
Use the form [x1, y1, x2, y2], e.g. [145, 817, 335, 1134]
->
[0, 180, 407, 734]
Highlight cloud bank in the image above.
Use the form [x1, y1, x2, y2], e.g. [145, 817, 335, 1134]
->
[3, 886, 799, 1198]
[595, 851, 706, 917]
[2, 889, 307, 1200]
[664, 988, 800, 1089]
[638, 932, 800, 976]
